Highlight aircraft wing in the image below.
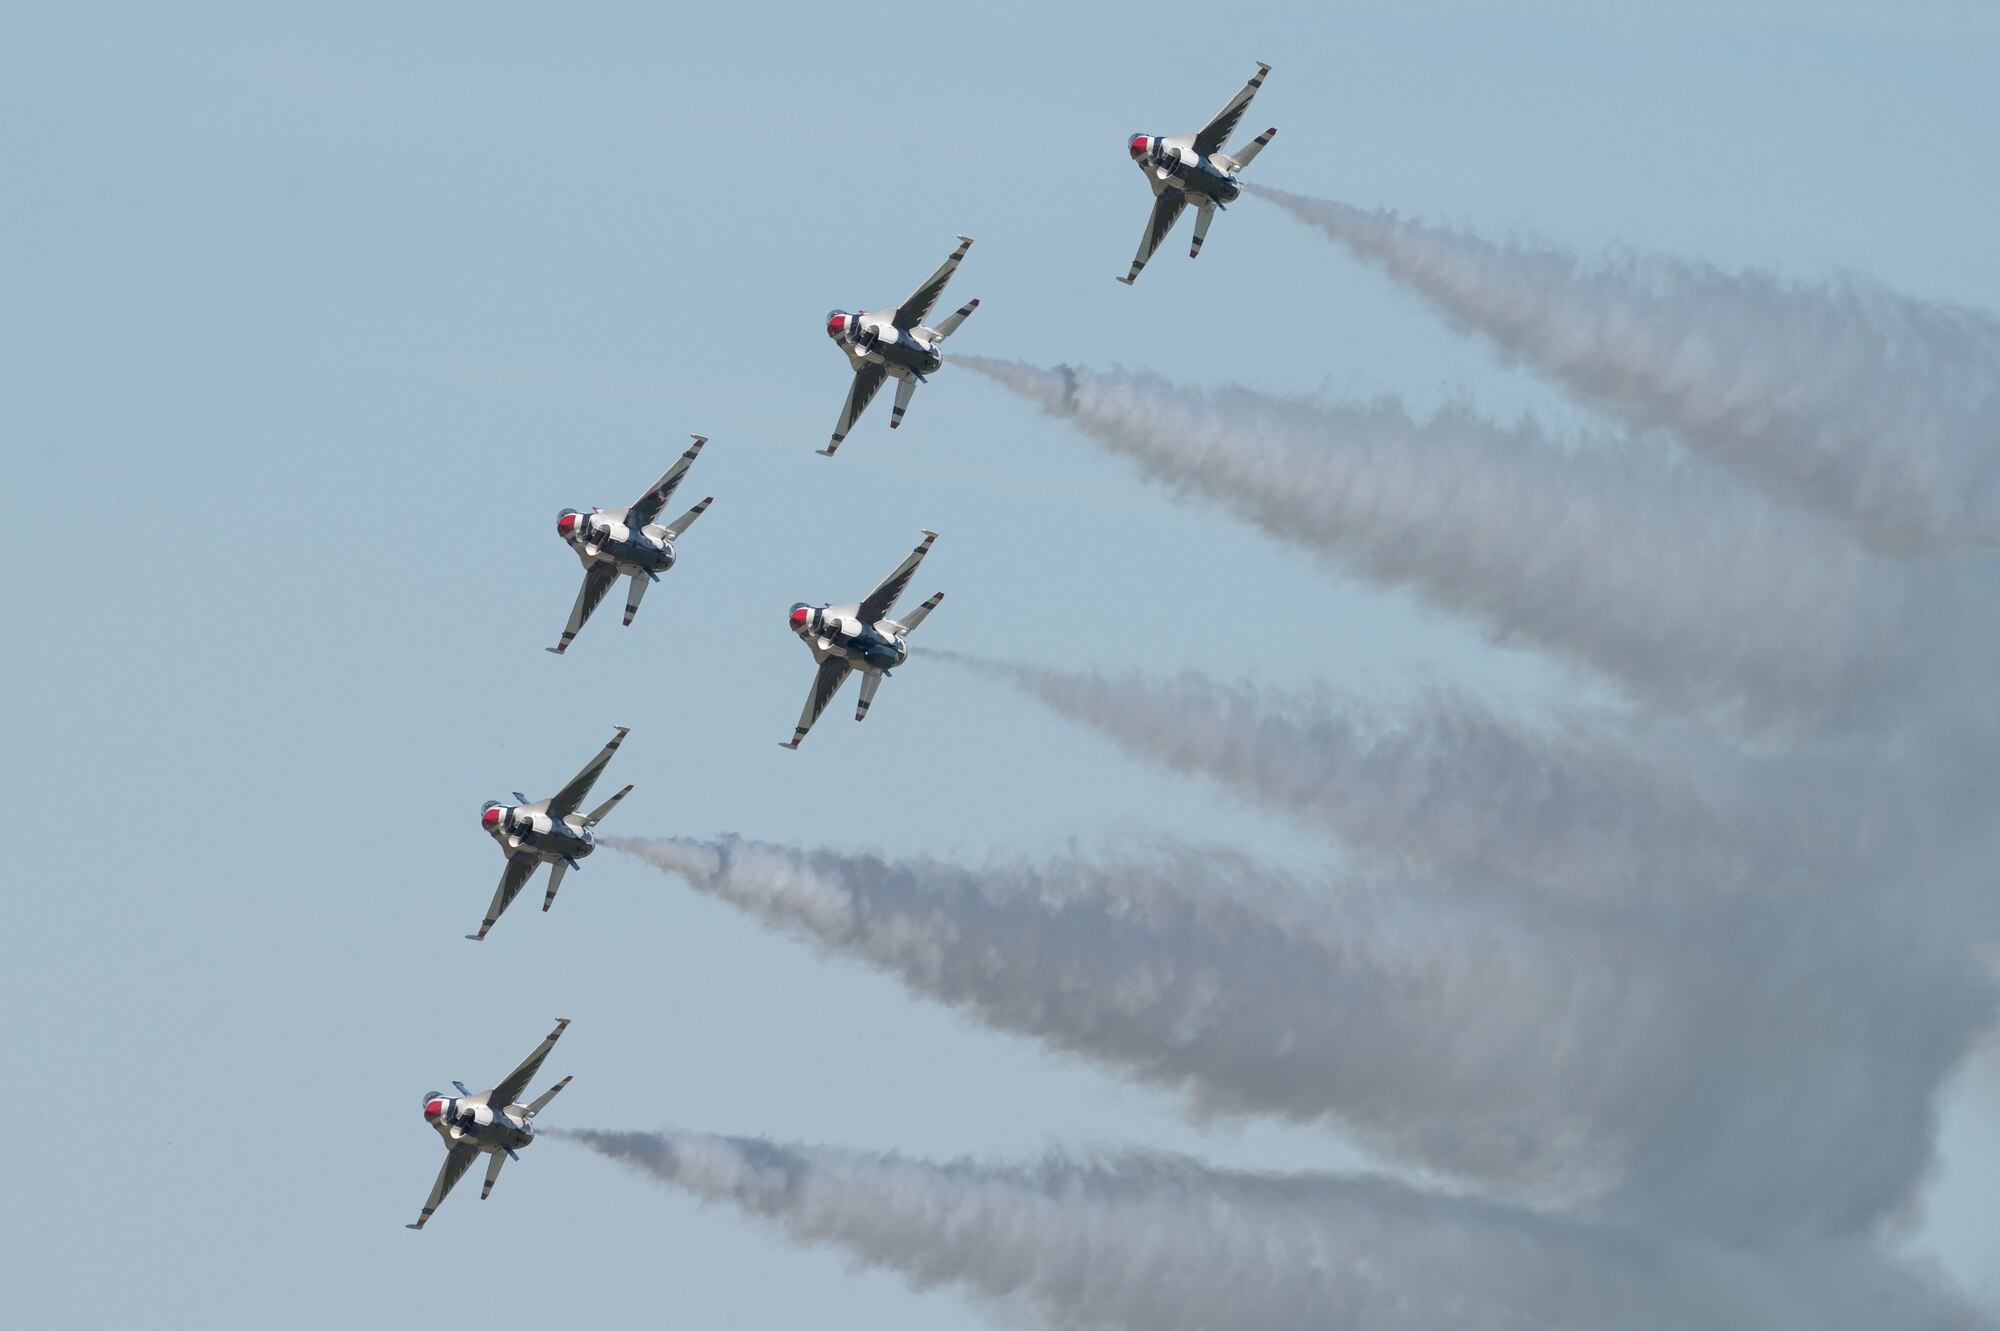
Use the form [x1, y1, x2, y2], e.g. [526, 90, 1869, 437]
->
[893, 236, 973, 330]
[856, 529, 939, 625]
[824, 363, 889, 456]
[467, 853, 540, 941]
[783, 656, 852, 749]
[486, 1016, 572, 1109]
[546, 726, 632, 820]
[1119, 188, 1187, 285]
[406, 1141, 482, 1230]
[624, 435, 708, 529]
[1193, 62, 1270, 157]
[549, 562, 621, 655]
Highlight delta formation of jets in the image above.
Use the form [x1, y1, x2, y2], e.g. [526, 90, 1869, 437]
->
[408, 63, 1276, 1230]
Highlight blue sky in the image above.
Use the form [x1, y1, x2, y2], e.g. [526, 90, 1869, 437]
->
[4, 2, 1996, 1325]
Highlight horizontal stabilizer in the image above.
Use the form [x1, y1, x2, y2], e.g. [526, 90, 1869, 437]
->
[933, 298, 979, 339]
[894, 591, 944, 634]
[526, 1074, 573, 1117]
[1228, 126, 1276, 171]
[664, 496, 712, 539]
[583, 783, 632, 828]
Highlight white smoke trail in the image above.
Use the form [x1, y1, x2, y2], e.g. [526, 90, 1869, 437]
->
[609, 834, 1993, 1236]
[957, 355, 1936, 730]
[1250, 184, 2000, 557]
[934, 654, 1895, 904]
[557, 1128, 1988, 1331]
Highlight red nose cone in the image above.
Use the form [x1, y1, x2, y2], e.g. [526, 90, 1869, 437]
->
[425, 1099, 446, 1120]
[558, 513, 578, 536]
[482, 807, 503, 829]
[790, 607, 811, 631]
[826, 312, 848, 337]
[1128, 134, 1150, 159]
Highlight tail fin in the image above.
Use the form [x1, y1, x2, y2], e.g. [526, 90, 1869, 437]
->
[665, 496, 711, 539]
[933, 298, 979, 339]
[1227, 127, 1275, 171]
[583, 783, 632, 828]
[894, 592, 944, 634]
[526, 1075, 572, 1118]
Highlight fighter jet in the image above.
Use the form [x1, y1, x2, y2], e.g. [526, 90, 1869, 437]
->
[820, 237, 979, 456]
[781, 529, 943, 748]
[548, 435, 713, 655]
[407, 1017, 573, 1230]
[468, 726, 633, 941]
[1118, 63, 1277, 285]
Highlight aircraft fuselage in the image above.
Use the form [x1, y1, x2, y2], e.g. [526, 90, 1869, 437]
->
[424, 1095, 535, 1153]
[1140, 140, 1241, 204]
[482, 806, 597, 864]
[563, 517, 677, 577]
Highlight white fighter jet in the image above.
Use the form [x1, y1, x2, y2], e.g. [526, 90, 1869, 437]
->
[548, 435, 713, 655]
[781, 530, 943, 748]
[407, 1017, 573, 1230]
[469, 727, 633, 941]
[820, 237, 979, 456]
[1118, 63, 1277, 285]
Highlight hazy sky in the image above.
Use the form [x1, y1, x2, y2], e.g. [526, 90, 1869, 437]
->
[5, 2, 1997, 1326]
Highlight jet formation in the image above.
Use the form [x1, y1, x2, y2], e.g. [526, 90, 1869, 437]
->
[414, 61, 1279, 1231]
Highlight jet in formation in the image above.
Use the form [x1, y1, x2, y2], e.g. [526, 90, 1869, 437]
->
[1119, 63, 1277, 285]
[469, 726, 633, 941]
[821, 237, 979, 456]
[408, 1018, 573, 1230]
[548, 435, 714, 655]
[782, 530, 943, 748]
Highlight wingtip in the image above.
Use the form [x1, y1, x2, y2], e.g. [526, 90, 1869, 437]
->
[920, 528, 938, 540]
[816, 447, 837, 457]
[1116, 274, 1136, 285]
[956, 234, 974, 246]
[545, 646, 565, 655]
[405, 1223, 425, 1231]
[779, 740, 800, 750]
[464, 933, 487, 942]
[1256, 61, 1272, 74]
[689, 433, 708, 445]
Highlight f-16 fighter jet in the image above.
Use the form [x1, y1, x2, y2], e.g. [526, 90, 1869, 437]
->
[1118, 63, 1277, 285]
[781, 530, 943, 748]
[407, 1017, 573, 1230]
[468, 727, 633, 940]
[548, 435, 714, 655]
[820, 237, 979, 457]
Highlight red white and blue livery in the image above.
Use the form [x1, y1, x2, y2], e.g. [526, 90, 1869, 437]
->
[468, 726, 634, 940]
[782, 530, 944, 748]
[548, 435, 714, 655]
[821, 238, 980, 456]
[1119, 63, 1277, 285]
[407, 1018, 573, 1230]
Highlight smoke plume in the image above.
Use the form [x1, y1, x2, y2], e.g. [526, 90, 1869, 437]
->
[609, 834, 1993, 1236]
[558, 1128, 1987, 1331]
[957, 355, 1938, 730]
[1249, 184, 2000, 557]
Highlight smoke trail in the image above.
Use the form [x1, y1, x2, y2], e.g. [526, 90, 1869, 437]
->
[936, 654, 1897, 904]
[957, 355, 1934, 730]
[610, 835, 1993, 1236]
[1250, 184, 2000, 556]
[557, 1128, 1987, 1331]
